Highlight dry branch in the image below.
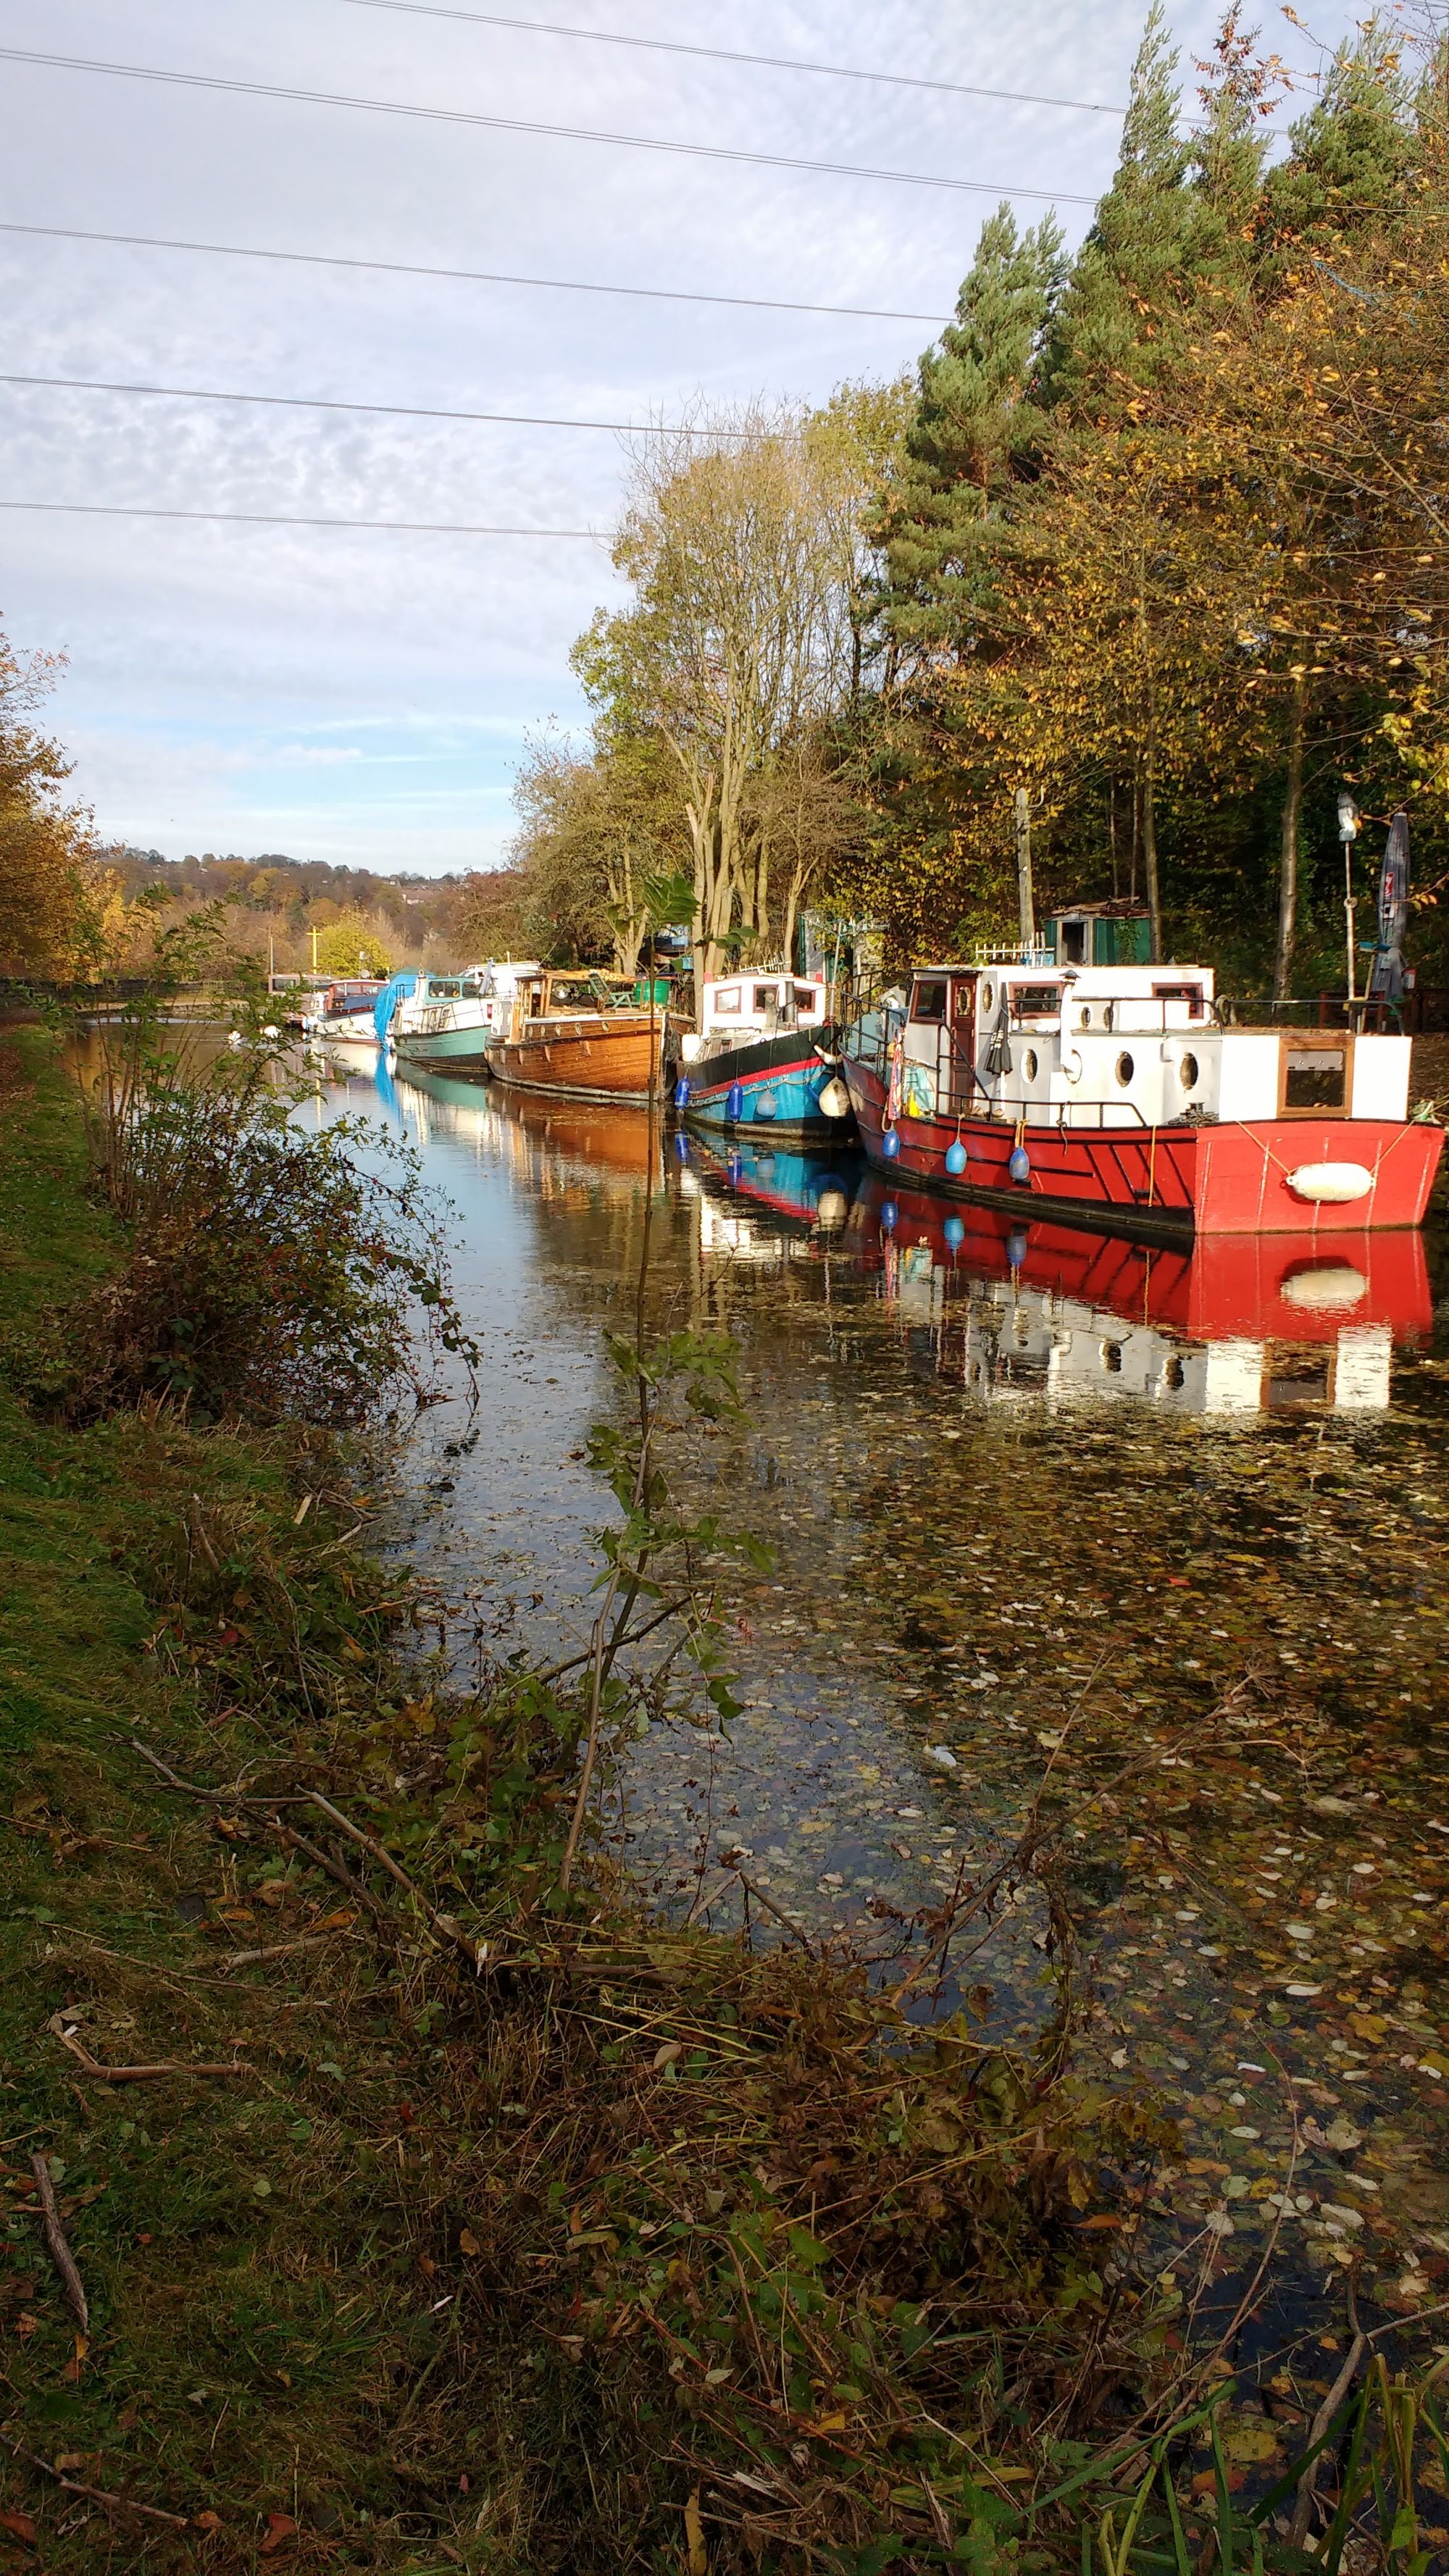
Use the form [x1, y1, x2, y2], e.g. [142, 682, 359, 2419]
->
[28, 2154, 88, 2333]
[46, 2013, 253, 2084]
[0, 2429, 190, 2530]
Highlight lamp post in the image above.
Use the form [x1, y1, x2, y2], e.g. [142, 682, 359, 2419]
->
[1337, 791, 1359, 1006]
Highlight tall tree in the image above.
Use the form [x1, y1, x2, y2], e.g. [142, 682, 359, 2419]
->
[1043, 2, 1201, 409]
[0, 627, 109, 980]
[577, 406, 869, 985]
[876, 206, 1064, 662]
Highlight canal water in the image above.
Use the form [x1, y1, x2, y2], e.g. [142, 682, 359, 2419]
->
[308, 1047, 1449, 2390]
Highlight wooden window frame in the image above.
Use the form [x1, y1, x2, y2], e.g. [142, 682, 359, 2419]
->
[1277, 1030, 1354, 1118]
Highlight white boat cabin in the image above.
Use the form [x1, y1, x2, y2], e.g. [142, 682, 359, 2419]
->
[680, 975, 829, 1063]
[893, 962, 1411, 1129]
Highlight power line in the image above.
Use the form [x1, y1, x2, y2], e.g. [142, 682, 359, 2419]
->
[333, 0, 1127, 119]
[0, 367, 760, 438]
[0, 498, 604, 535]
[0, 47, 1097, 206]
[0, 220, 949, 327]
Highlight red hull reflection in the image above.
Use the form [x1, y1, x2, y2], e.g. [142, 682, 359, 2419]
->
[845, 1174, 1432, 1347]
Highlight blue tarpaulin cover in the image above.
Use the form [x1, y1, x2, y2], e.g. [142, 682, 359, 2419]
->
[373, 973, 418, 1043]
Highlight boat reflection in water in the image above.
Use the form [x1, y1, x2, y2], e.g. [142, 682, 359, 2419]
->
[844, 1175, 1430, 1418]
[681, 1134, 865, 1266]
[685, 1139, 1429, 1418]
[391, 1063, 664, 1184]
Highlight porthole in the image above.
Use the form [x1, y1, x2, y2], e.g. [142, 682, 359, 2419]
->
[1164, 1357, 1186, 1391]
[1079, 1005, 1092, 1031]
[981, 983, 994, 1013]
[1179, 1051, 1199, 1090]
[1023, 1048, 1038, 1080]
[1101, 1341, 1124, 1373]
[1103, 1003, 1115, 1032]
[1115, 1051, 1135, 1087]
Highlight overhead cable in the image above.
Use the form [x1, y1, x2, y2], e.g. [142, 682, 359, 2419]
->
[332, 0, 1127, 118]
[0, 221, 949, 326]
[0, 47, 1096, 204]
[0, 498, 604, 535]
[0, 367, 762, 437]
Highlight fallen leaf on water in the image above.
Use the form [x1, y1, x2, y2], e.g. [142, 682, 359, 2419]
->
[260, 2512, 297, 2554]
[0, 2507, 36, 2544]
[458, 2228, 480, 2257]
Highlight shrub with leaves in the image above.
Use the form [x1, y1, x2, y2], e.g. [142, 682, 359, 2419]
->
[25, 919, 475, 1426]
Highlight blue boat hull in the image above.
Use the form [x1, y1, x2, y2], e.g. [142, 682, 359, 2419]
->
[680, 1034, 853, 1145]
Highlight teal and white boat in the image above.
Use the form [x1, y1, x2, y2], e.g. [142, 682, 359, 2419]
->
[388, 963, 540, 1069]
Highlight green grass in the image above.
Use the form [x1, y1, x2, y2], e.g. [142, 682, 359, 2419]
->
[0, 1028, 463, 2570]
[1, 1024, 1442, 2576]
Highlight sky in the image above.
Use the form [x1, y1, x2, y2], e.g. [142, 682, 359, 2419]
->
[0, 0, 1364, 877]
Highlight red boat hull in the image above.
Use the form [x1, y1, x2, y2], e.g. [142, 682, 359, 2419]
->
[842, 1059, 1443, 1237]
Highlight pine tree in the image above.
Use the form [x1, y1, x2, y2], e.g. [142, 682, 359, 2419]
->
[1258, 23, 1415, 261]
[1042, 2, 1198, 410]
[875, 204, 1064, 664]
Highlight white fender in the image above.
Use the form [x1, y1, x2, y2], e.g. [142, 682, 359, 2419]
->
[1286, 1161, 1374, 1205]
[817, 1077, 851, 1119]
[1281, 1262, 1369, 1310]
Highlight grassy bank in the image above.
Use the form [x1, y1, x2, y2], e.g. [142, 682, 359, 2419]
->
[1, 1023, 1440, 2575]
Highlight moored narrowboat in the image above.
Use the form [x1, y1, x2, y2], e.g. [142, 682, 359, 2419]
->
[840, 958, 1442, 1237]
[675, 973, 853, 1143]
[486, 968, 667, 1106]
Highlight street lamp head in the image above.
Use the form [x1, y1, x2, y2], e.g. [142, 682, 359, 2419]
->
[1337, 791, 1359, 840]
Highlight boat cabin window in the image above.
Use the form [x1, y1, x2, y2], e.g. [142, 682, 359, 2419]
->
[793, 985, 821, 1016]
[910, 978, 948, 1022]
[1010, 984, 1062, 1019]
[1283, 1043, 1348, 1111]
[713, 984, 742, 1014]
[1061, 920, 1087, 965]
[753, 984, 778, 1013]
[1152, 983, 1206, 1019]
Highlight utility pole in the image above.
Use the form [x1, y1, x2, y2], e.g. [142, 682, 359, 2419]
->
[1337, 791, 1358, 1006]
[1014, 788, 1035, 953]
[311, 924, 319, 975]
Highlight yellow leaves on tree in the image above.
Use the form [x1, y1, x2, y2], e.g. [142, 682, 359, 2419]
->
[0, 629, 109, 980]
[312, 913, 393, 977]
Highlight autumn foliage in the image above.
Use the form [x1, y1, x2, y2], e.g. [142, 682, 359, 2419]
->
[0, 627, 114, 982]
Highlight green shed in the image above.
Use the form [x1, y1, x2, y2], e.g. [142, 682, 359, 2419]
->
[1042, 901, 1152, 968]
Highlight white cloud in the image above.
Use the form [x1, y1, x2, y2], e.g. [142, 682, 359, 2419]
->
[1, 0, 1357, 871]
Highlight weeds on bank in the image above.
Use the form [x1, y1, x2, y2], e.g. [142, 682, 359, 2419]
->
[20, 917, 476, 1427]
[2, 1021, 1447, 2569]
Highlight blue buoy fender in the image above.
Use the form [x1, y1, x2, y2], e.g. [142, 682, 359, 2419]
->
[1009, 1144, 1031, 1184]
[945, 1138, 967, 1176]
[673, 1076, 690, 1110]
[881, 1199, 898, 1231]
[943, 1216, 965, 1251]
[881, 1127, 901, 1161]
[1006, 1228, 1030, 1266]
[755, 1089, 778, 1121]
[726, 1081, 745, 1121]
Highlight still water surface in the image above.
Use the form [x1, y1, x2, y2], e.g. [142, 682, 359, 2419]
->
[311, 1047, 1449, 2371]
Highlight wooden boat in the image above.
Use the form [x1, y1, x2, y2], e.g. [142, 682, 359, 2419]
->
[674, 972, 854, 1142]
[487, 969, 667, 1106]
[840, 956, 1444, 1237]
